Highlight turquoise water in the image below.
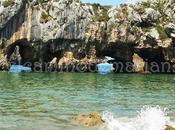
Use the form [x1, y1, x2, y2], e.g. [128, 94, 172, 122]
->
[0, 72, 175, 130]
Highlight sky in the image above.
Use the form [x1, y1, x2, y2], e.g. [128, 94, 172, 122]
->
[81, 0, 144, 5]
[81, 0, 126, 5]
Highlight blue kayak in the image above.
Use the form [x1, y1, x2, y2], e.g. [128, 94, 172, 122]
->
[9, 65, 32, 73]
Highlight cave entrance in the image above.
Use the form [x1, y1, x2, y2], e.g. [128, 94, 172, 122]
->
[6, 38, 30, 66]
[135, 48, 170, 73]
[96, 42, 134, 73]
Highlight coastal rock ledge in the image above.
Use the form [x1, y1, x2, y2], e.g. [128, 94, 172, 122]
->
[1, 0, 175, 73]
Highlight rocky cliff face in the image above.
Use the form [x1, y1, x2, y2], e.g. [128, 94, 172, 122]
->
[0, 0, 175, 73]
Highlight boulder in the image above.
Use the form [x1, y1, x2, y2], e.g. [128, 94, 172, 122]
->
[9, 45, 22, 65]
[132, 53, 145, 73]
[166, 125, 175, 130]
[141, 8, 160, 23]
[58, 52, 77, 68]
[128, 6, 142, 24]
[149, 28, 160, 40]
[165, 23, 175, 38]
[48, 57, 58, 69]
[128, 7, 160, 25]
[73, 112, 104, 127]
[0, 55, 9, 70]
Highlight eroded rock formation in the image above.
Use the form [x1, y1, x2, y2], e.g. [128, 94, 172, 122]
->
[0, 0, 175, 73]
[132, 53, 145, 73]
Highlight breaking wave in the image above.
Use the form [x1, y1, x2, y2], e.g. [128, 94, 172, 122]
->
[102, 106, 175, 130]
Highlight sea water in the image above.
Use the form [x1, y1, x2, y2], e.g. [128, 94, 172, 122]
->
[0, 72, 175, 130]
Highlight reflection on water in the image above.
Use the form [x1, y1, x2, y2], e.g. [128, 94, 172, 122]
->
[0, 72, 175, 130]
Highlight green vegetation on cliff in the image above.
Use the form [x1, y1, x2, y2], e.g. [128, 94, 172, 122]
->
[156, 24, 169, 40]
[141, 0, 151, 8]
[101, 30, 108, 38]
[2, 0, 14, 7]
[40, 11, 51, 23]
[91, 3, 111, 22]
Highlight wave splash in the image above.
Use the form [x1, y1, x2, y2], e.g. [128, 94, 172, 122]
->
[102, 106, 171, 130]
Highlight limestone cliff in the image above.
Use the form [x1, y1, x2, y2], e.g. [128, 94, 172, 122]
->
[0, 0, 175, 73]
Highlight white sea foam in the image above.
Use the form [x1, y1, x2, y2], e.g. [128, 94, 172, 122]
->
[102, 106, 172, 130]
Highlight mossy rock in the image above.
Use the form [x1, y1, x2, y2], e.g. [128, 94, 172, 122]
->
[2, 0, 15, 8]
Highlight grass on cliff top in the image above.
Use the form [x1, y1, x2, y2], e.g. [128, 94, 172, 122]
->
[2, 0, 14, 8]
